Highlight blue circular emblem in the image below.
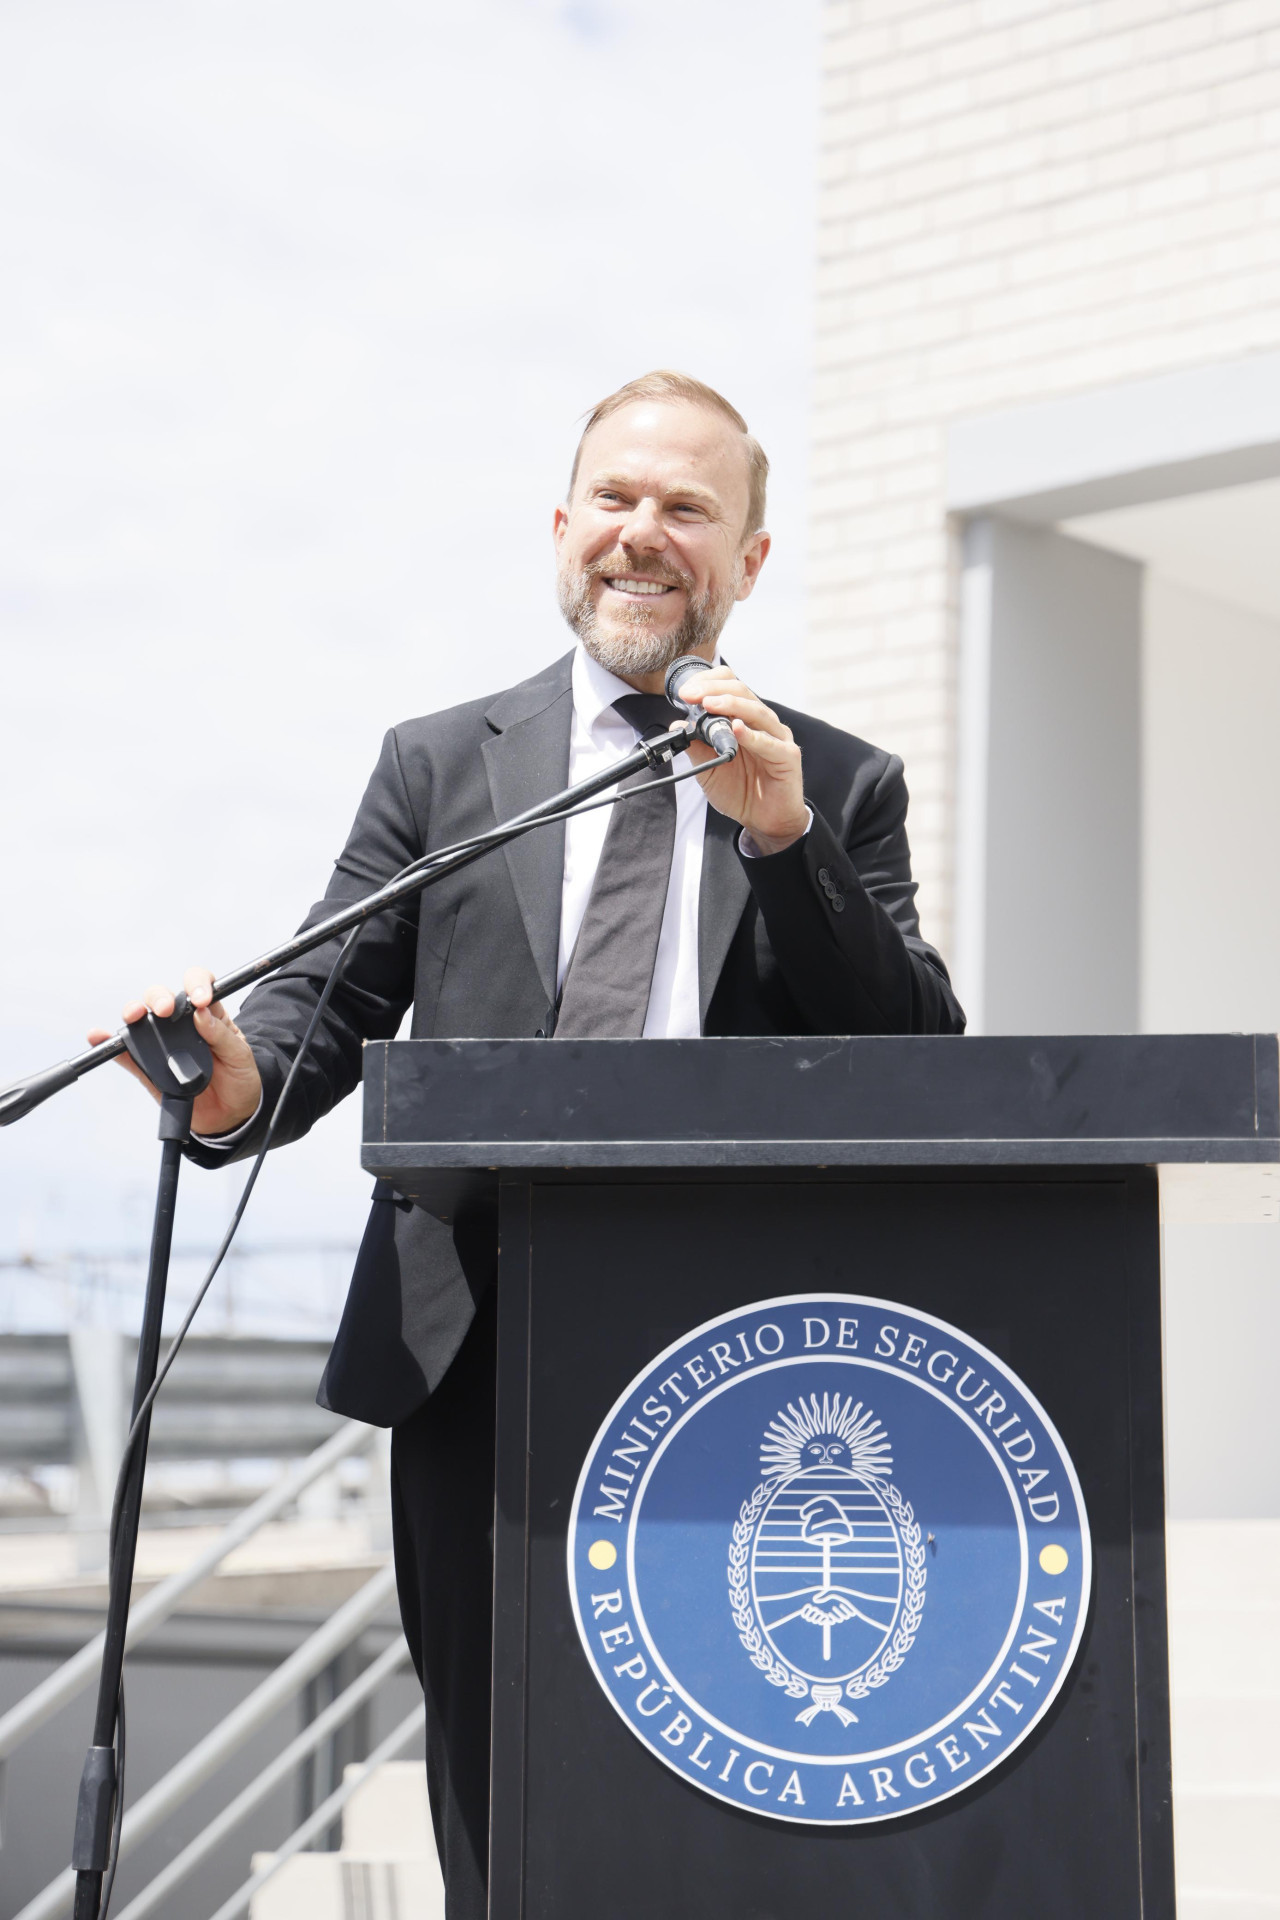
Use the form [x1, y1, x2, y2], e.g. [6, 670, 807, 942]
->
[568, 1293, 1090, 1824]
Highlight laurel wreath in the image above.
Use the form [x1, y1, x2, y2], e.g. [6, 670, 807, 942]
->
[843, 1480, 926, 1700]
[729, 1482, 811, 1698]
[727, 1478, 926, 1704]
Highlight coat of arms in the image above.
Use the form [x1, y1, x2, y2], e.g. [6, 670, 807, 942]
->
[573, 1296, 1090, 1823]
[728, 1393, 926, 1724]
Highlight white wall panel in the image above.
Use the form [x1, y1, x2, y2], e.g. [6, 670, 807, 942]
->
[1142, 572, 1280, 1032]
[957, 517, 1142, 1033]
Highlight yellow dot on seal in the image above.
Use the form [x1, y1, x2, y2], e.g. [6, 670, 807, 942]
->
[588, 1540, 618, 1571]
[1039, 1544, 1069, 1576]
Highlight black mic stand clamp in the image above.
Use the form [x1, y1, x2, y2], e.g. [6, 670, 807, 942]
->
[70, 1003, 213, 1920]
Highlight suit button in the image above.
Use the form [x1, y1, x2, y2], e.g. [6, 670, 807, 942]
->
[830, 893, 845, 912]
[816, 867, 831, 887]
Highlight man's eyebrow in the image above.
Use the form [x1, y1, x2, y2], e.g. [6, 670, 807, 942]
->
[588, 472, 722, 509]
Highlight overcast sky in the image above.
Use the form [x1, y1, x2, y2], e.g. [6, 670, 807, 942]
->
[0, 0, 819, 1333]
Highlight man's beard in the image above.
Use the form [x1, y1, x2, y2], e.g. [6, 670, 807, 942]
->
[557, 553, 740, 678]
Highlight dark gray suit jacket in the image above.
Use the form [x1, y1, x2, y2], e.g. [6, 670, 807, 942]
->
[187, 651, 964, 1425]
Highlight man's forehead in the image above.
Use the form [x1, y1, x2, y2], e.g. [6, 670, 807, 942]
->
[575, 400, 750, 502]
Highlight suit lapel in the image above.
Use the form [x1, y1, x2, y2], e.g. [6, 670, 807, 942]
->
[481, 659, 574, 1010]
[698, 802, 751, 1022]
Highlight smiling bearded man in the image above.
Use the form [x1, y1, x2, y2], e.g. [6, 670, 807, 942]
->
[95, 369, 965, 1920]
[555, 374, 764, 681]
[555, 393, 758, 675]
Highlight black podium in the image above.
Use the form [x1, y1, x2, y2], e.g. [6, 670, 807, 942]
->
[363, 1033, 1279, 1920]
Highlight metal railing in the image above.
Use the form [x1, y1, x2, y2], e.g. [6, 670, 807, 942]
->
[205, 1705, 427, 1920]
[0, 1419, 374, 1764]
[3, 1418, 419, 1920]
[113, 1639, 415, 1920]
[0, 1331, 347, 1469]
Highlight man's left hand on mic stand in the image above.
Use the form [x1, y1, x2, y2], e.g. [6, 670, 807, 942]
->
[677, 664, 810, 856]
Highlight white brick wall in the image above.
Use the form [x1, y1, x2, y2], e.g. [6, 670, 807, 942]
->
[812, 0, 1280, 958]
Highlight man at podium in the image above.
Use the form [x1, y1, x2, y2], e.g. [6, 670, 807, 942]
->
[94, 370, 964, 1918]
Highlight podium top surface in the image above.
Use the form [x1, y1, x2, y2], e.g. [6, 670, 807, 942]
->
[361, 1034, 1279, 1193]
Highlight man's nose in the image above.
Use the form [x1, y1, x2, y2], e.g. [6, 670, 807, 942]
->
[618, 496, 667, 551]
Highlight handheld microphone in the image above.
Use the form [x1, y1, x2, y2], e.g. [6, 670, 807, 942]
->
[664, 655, 739, 760]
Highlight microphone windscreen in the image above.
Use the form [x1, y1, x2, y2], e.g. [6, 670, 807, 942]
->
[664, 655, 738, 758]
[664, 655, 711, 709]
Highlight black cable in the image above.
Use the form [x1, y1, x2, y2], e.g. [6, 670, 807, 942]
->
[89, 740, 732, 1912]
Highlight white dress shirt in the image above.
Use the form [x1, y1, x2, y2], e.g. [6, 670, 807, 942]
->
[560, 644, 708, 1040]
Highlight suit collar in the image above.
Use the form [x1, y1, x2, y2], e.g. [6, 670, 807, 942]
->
[483, 650, 574, 734]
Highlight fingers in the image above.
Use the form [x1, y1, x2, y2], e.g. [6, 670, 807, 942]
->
[183, 966, 217, 1011]
[681, 676, 801, 775]
[91, 966, 225, 1112]
[121, 983, 176, 1024]
[193, 1000, 250, 1062]
[711, 697, 798, 769]
[676, 665, 734, 710]
[119, 966, 218, 1027]
[729, 718, 799, 767]
[683, 674, 792, 745]
[683, 671, 807, 849]
[678, 665, 734, 695]
[703, 692, 792, 743]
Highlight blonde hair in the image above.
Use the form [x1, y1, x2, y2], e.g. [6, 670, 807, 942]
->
[568, 369, 769, 538]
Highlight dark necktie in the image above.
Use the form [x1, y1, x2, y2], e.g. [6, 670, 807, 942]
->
[555, 693, 682, 1038]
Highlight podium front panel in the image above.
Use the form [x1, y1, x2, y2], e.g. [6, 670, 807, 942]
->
[489, 1166, 1171, 1920]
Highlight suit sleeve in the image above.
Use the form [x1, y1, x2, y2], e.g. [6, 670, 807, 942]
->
[185, 727, 427, 1169]
[738, 754, 965, 1036]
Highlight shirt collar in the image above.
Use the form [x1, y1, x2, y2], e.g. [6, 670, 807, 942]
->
[571, 641, 721, 737]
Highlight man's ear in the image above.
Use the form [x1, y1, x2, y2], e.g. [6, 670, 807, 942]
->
[736, 530, 771, 601]
[553, 503, 570, 551]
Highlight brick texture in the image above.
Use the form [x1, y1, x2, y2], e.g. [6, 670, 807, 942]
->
[811, 0, 1280, 958]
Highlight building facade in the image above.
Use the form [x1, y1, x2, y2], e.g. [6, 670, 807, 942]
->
[812, 0, 1280, 1010]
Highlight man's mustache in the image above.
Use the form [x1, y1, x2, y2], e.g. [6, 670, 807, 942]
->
[583, 554, 695, 593]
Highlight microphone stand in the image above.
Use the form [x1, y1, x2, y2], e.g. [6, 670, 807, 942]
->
[0, 718, 700, 1129]
[70, 1013, 213, 1920]
[0, 714, 711, 1920]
